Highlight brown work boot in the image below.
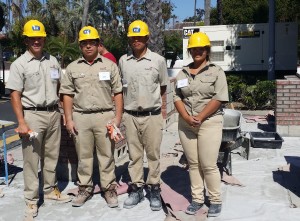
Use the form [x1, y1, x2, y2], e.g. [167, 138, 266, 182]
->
[72, 188, 93, 207]
[104, 184, 119, 208]
[23, 203, 38, 221]
[44, 186, 71, 203]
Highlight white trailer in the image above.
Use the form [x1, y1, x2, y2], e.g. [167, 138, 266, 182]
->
[182, 22, 298, 71]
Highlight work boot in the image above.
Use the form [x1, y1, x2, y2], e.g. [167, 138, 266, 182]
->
[72, 187, 93, 207]
[149, 184, 162, 211]
[208, 204, 222, 217]
[23, 203, 38, 220]
[185, 201, 204, 215]
[123, 184, 144, 209]
[44, 186, 71, 203]
[104, 184, 119, 208]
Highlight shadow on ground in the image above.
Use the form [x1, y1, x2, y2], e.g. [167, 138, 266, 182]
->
[273, 156, 300, 198]
[0, 162, 23, 185]
[161, 165, 191, 202]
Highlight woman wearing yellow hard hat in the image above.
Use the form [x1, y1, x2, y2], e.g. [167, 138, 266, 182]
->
[173, 32, 229, 217]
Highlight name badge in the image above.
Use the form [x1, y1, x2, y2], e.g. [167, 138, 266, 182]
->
[177, 78, 188, 88]
[99, 72, 110, 81]
[50, 68, 60, 79]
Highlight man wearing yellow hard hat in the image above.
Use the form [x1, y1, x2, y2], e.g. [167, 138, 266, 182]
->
[60, 26, 123, 208]
[119, 20, 168, 211]
[6, 19, 71, 219]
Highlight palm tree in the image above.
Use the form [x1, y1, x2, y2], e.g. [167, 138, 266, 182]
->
[26, 0, 42, 16]
[204, 0, 211, 25]
[121, 0, 128, 33]
[82, 0, 90, 28]
[45, 36, 80, 68]
[217, 0, 223, 25]
[145, 0, 164, 55]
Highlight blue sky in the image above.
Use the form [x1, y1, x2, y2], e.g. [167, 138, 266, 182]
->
[171, 0, 217, 22]
[0, 0, 216, 23]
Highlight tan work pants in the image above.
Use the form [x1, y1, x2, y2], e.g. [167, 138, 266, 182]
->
[22, 110, 61, 204]
[73, 111, 116, 193]
[124, 112, 163, 187]
[178, 114, 223, 204]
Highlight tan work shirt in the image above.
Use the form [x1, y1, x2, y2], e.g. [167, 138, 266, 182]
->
[119, 48, 168, 111]
[6, 51, 61, 107]
[174, 62, 229, 116]
[59, 54, 122, 112]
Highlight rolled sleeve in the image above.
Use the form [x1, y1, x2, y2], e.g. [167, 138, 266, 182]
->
[110, 62, 123, 94]
[212, 68, 229, 102]
[158, 58, 168, 86]
[59, 67, 75, 95]
[6, 62, 24, 92]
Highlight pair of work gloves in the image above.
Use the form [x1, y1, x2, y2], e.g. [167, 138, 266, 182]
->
[16, 122, 123, 142]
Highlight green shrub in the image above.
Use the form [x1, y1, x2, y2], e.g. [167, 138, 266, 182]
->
[239, 80, 276, 110]
[226, 75, 246, 102]
[226, 74, 276, 110]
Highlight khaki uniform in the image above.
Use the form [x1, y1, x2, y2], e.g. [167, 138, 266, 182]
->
[59, 55, 122, 193]
[119, 49, 168, 187]
[174, 62, 229, 204]
[6, 51, 62, 204]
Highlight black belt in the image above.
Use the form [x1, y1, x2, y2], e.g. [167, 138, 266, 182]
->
[125, 108, 161, 117]
[74, 109, 112, 114]
[23, 105, 59, 112]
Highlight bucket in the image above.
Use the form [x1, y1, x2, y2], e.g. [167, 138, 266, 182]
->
[223, 109, 242, 128]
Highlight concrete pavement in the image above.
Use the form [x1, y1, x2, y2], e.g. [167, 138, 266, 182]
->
[1, 111, 300, 220]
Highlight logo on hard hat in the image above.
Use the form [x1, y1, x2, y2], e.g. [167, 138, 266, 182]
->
[32, 25, 40, 31]
[83, 29, 91, 35]
[133, 27, 140, 33]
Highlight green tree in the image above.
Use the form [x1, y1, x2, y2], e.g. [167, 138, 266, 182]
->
[183, 8, 205, 22]
[161, 0, 174, 29]
[164, 31, 182, 56]
[210, 0, 300, 25]
[45, 36, 80, 68]
[276, 0, 300, 22]
[0, 3, 5, 31]
[26, 0, 42, 16]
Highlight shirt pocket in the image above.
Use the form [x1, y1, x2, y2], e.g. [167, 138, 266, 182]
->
[72, 72, 87, 88]
[140, 70, 159, 92]
[199, 76, 217, 94]
[24, 71, 41, 89]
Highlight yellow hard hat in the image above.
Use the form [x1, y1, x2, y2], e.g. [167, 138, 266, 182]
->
[23, 20, 46, 37]
[187, 32, 211, 48]
[78, 26, 100, 42]
[127, 20, 149, 37]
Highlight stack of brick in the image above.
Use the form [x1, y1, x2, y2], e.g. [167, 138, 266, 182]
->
[276, 75, 300, 137]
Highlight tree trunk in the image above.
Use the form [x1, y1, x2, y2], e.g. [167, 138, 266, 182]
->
[204, 0, 211, 25]
[145, 0, 164, 56]
[121, 0, 129, 33]
[217, 0, 223, 25]
[82, 0, 90, 28]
